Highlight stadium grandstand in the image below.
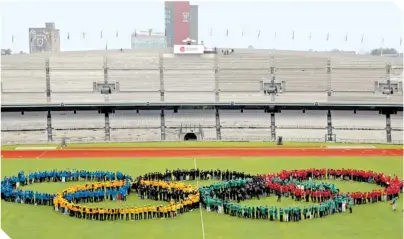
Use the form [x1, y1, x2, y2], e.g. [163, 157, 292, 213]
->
[1, 47, 403, 145]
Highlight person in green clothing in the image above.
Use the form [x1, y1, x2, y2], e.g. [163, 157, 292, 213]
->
[391, 196, 398, 211]
[274, 206, 278, 221]
[303, 206, 307, 219]
[296, 207, 301, 221]
[318, 204, 322, 218]
[291, 207, 295, 222]
[261, 206, 266, 219]
[279, 208, 284, 222]
[292, 207, 296, 222]
[284, 207, 289, 222]
[252, 206, 256, 219]
[230, 204, 235, 216]
[269, 206, 274, 221]
[206, 198, 212, 212]
[243, 206, 248, 218]
[348, 199, 353, 213]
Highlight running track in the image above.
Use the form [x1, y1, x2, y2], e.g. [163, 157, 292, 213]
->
[1, 148, 403, 158]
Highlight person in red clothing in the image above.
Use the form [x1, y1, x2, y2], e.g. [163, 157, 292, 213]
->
[305, 189, 310, 202]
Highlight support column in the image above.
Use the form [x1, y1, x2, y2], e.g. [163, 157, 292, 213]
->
[326, 59, 332, 96]
[327, 110, 333, 141]
[161, 109, 166, 140]
[214, 55, 219, 102]
[270, 113, 276, 141]
[45, 59, 51, 102]
[103, 57, 109, 102]
[47, 110, 52, 142]
[105, 112, 110, 141]
[159, 53, 165, 102]
[386, 64, 391, 93]
[215, 109, 221, 140]
[270, 63, 276, 102]
[386, 113, 392, 143]
[103, 56, 108, 83]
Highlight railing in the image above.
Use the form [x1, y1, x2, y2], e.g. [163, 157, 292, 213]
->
[3, 136, 402, 145]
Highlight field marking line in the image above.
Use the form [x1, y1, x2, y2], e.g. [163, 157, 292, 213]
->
[36, 151, 48, 159]
[194, 158, 206, 239]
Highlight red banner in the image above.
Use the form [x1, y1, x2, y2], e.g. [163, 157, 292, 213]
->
[173, 1, 190, 45]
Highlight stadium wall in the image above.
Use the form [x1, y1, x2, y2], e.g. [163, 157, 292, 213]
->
[1, 106, 402, 145]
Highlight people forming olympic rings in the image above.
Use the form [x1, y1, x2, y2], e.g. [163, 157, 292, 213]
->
[1, 168, 402, 222]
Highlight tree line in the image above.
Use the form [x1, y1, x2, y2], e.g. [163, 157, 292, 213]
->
[1, 48, 400, 56]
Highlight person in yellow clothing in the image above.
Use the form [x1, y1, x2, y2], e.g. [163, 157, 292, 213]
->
[158, 205, 164, 219]
[180, 201, 185, 214]
[170, 203, 176, 217]
[161, 206, 166, 219]
[139, 206, 144, 220]
[99, 208, 105, 221]
[53, 197, 59, 212]
[124, 207, 129, 221]
[147, 205, 153, 219]
[129, 207, 135, 221]
[176, 202, 181, 215]
[152, 205, 157, 219]
[84, 207, 90, 220]
[143, 206, 148, 220]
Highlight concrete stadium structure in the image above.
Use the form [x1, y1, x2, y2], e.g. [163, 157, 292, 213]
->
[1, 48, 403, 144]
[1, 109, 403, 144]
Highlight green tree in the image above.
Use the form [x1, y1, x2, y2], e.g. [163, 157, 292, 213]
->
[370, 48, 398, 56]
[1, 48, 12, 55]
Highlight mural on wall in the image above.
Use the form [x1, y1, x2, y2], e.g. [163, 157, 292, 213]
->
[29, 28, 51, 53]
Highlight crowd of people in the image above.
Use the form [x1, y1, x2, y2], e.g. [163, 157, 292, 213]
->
[0, 169, 204, 222]
[1, 168, 401, 223]
[141, 169, 252, 182]
[53, 176, 201, 221]
[199, 172, 356, 222]
[260, 168, 402, 205]
[1, 170, 132, 206]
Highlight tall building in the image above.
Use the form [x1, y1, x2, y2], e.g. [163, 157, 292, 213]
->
[164, 1, 198, 47]
[189, 5, 199, 44]
[29, 22, 60, 54]
[131, 29, 167, 49]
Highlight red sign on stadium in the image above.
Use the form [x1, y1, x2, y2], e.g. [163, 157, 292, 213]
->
[174, 45, 204, 54]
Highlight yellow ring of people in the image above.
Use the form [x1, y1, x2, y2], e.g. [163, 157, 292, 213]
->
[53, 179, 200, 221]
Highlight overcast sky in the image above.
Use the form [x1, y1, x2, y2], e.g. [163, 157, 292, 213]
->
[0, 1, 402, 53]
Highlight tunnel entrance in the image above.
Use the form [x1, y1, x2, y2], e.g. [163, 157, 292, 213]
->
[184, 133, 197, 141]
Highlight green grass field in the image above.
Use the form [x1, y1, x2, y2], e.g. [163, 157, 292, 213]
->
[1, 144, 403, 239]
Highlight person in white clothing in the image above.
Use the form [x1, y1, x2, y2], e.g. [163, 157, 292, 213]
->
[342, 200, 346, 212]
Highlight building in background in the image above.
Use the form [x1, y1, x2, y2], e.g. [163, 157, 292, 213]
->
[131, 29, 167, 49]
[189, 5, 198, 44]
[165, 1, 198, 47]
[29, 22, 60, 54]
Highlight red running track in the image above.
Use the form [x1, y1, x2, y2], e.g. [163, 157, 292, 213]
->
[1, 148, 403, 158]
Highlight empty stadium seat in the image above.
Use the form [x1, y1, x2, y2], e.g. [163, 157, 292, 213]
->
[109, 110, 161, 142]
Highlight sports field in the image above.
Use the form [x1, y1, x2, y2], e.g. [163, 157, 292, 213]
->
[1, 142, 403, 239]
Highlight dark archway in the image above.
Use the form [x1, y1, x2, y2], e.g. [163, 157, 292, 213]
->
[184, 133, 197, 141]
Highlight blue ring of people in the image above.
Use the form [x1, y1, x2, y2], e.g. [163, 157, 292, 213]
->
[1, 168, 402, 222]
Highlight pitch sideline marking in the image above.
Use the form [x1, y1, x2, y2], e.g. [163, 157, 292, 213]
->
[194, 158, 206, 239]
[15, 146, 57, 150]
[36, 151, 48, 159]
